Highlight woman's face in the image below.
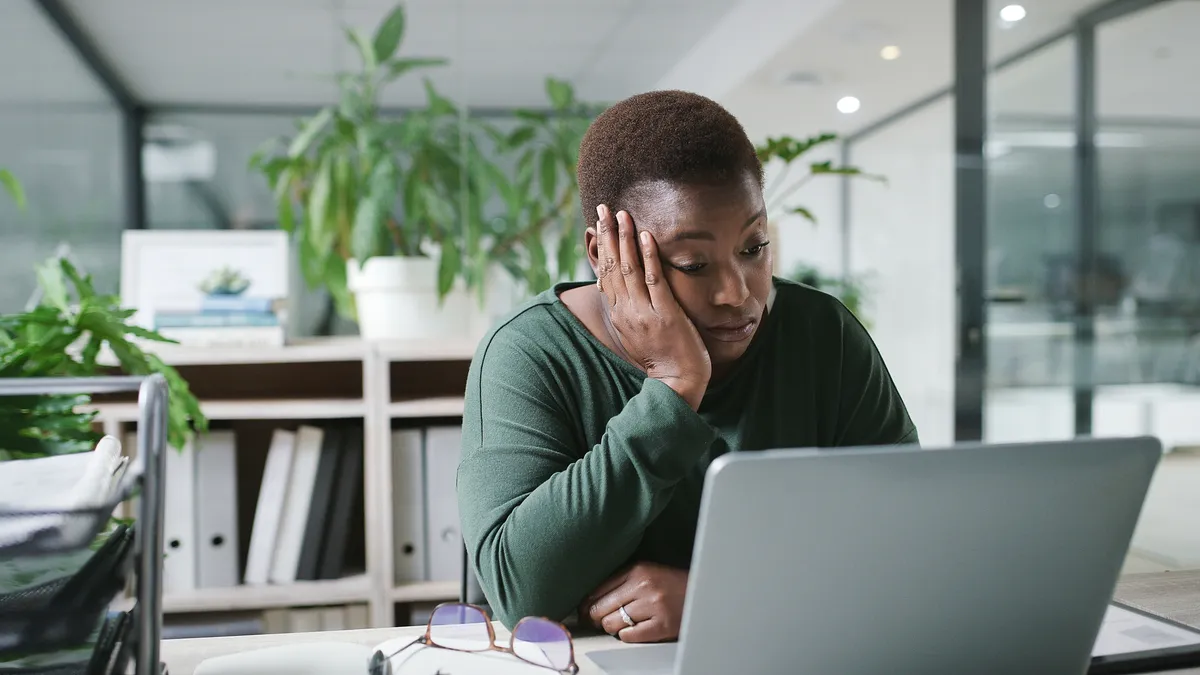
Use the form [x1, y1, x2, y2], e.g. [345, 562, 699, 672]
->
[587, 172, 773, 369]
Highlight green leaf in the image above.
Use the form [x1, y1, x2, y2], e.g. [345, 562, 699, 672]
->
[372, 4, 406, 63]
[288, 107, 334, 158]
[557, 221, 581, 281]
[351, 160, 396, 263]
[419, 183, 456, 226]
[385, 57, 448, 82]
[0, 169, 26, 210]
[504, 125, 537, 151]
[539, 148, 558, 203]
[514, 110, 549, 124]
[479, 160, 518, 217]
[524, 231, 551, 293]
[277, 180, 297, 233]
[324, 253, 355, 320]
[60, 258, 97, 303]
[351, 196, 385, 263]
[546, 77, 574, 110]
[789, 206, 816, 224]
[118, 323, 175, 343]
[422, 78, 457, 116]
[35, 260, 70, 315]
[809, 161, 887, 183]
[307, 156, 336, 252]
[346, 28, 378, 72]
[437, 238, 461, 299]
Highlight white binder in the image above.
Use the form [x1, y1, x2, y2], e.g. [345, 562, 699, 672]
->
[423, 425, 463, 582]
[163, 434, 198, 593]
[391, 429, 427, 583]
[269, 425, 324, 584]
[195, 430, 239, 588]
[244, 429, 296, 585]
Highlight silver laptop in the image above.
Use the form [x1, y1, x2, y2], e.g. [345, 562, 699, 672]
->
[588, 437, 1161, 675]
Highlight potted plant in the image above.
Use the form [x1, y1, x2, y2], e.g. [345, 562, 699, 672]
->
[460, 78, 604, 302]
[249, 3, 456, 341]
[0, 255, 207, 460]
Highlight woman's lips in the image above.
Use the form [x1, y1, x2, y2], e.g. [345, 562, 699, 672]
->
[704, 319, 757, 343]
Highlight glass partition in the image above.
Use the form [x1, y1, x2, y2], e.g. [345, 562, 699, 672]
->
[0, 0, 127, 314]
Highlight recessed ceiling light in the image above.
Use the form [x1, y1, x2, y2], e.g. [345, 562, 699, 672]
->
[880, 45, 901, 60]
[999, 4, 1026, 22]
[837, 96, 861, 114]
[1044, 193, 1062, 209]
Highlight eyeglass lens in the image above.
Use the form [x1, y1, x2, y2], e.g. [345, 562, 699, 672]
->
[428, 604, 492, 652]
[512, 617, 573, 671]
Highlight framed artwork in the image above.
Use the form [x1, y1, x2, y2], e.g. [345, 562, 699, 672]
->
[120, 230, 289, 347]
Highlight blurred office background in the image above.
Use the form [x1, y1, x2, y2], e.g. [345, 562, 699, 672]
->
[1, 0, 1197, 582]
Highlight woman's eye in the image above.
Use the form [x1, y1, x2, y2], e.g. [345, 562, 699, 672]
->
[672, 262, 706, 274]
[743, 241, 771, 256]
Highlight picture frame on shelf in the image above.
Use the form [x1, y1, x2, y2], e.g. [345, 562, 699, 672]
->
[120, 230, 289, 349]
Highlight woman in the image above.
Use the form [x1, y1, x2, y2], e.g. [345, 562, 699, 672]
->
[457, 90, 918, 644]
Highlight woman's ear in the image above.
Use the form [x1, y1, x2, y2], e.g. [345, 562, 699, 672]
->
[584, 226, 600, 276]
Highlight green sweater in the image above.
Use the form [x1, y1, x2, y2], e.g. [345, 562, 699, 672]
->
[458, 277, 918, 627]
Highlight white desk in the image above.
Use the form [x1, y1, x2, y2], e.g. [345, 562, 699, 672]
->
[161, 622, 628, 674]
[161, 571, 1200, 674]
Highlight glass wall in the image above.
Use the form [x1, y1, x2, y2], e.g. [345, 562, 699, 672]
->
[1093, 0, 1200, 450]
[984, 33, 1079, 442]
[0, 0, 127, 314]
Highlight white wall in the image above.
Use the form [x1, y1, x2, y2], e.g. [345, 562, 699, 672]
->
[846, 97, 956, 447]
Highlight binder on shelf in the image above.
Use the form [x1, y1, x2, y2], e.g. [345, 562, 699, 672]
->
[163, 435, 197, 593]
[244, 429, 296, 586]
[270, 425, 324, 585]
[424, 425, 463, 583]
[391, 428, 427, 584]
[195, 430, 240, 589]
[296, 426, 344, 581]
[318, 426, 364, 580]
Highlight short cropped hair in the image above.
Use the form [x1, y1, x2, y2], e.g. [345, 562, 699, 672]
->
[576, 90, 764, 225]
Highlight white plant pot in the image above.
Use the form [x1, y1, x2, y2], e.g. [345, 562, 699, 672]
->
[346, 256, 472, 341]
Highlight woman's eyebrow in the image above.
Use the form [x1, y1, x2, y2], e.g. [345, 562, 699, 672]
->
[664, 207, 766, 243]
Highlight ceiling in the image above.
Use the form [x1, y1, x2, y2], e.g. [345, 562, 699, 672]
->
[0, 0, 112, 106]
[725, 0, 1200, 142]
[43, 0, 738, 108]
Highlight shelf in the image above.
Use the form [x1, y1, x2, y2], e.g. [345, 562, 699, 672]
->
[89, 398, 367, 422]
[161, 575, 372, 613]
[388, 397, 465, 418]
[375, 338, 478, 362]
[98, 337, 368, 367]
[390, 580, 460, 603]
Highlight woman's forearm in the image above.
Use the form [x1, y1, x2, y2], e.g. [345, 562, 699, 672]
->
[458, 378, 715, 628]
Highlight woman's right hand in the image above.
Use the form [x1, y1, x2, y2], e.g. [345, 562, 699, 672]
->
[595, 204, 711, 410]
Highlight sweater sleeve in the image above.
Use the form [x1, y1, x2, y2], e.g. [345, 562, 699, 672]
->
[832, 302, 920, 446]
[457, 327, 717, 628]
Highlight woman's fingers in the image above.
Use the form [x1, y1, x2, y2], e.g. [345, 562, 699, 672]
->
[618, 616, 669, 643]
[596, 205, 626, 305]
[587, 577, 636, 628]
[600, 596, 653, 636]
[638, 230, 673, 313]
[616, 211, 650, 306]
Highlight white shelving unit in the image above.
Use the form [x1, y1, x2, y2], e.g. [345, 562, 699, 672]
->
[90, 337, 475, 629]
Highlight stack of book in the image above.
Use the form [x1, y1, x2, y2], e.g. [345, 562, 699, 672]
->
[151, 294, 284, 348]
